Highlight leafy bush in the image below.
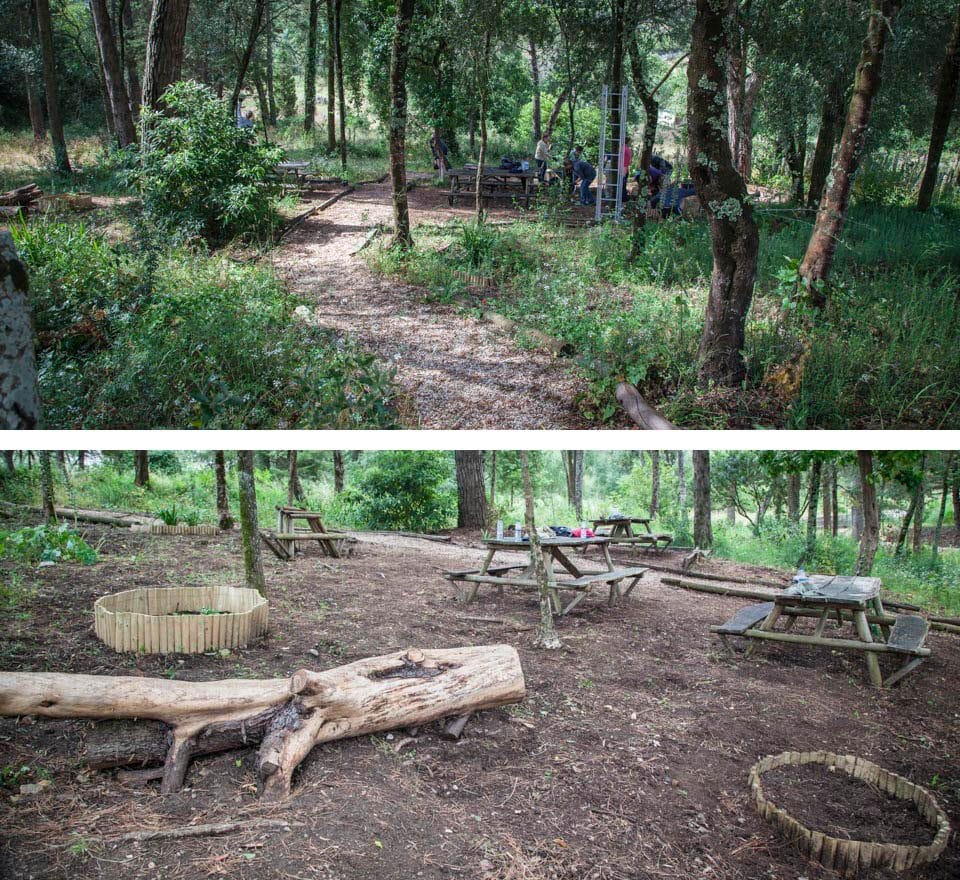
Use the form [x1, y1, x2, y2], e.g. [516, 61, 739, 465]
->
[136, 81, 284, 243]
[0, 524, 99, 566]
[460, 221, 500, 270]
[327, 451, 455, 531]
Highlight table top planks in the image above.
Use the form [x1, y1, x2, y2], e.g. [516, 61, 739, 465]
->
[483, 536, 610, 549]
[778, 575, 881, 608]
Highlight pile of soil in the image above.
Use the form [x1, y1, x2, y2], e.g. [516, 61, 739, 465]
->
[760, 762, 935, 846]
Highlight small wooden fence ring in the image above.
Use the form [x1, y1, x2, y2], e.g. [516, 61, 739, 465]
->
[749, 751, 950, 876]
[94, 586, 268, 655]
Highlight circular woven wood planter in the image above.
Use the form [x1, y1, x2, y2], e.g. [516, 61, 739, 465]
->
[749, 751, 950, 876]
[94, 586, 268, 655]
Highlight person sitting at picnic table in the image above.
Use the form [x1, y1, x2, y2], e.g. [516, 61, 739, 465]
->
[237, 108, 255, 130]
[534, 133, 552, 182]
[637, 155, 672, 206]
[659, 179, 698, 216]
[564, 144, 583, 194]
[573, 150, 596, 206]
[430, 133, 449, 172]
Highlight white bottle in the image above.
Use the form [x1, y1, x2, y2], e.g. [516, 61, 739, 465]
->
[496, 520, 504, 540]
[580, 521, 588, 537]
[514, 522, 522, 542]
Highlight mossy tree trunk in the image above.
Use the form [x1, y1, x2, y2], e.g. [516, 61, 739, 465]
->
[39, 451, 56, 522]
[692, 451, 713, 549]
[237, 450, 266, 597]
[521, 451, 561, 650]
[214, 451, 233, 530]
[856, 451, 880, 576]
[325, 0, 336, 151]
[304, 0, 318, 131]
[388, 0, 415, 248]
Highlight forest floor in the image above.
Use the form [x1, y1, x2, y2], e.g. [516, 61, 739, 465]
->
[273, 175, 590, 429]
[2, 519, 958, 880]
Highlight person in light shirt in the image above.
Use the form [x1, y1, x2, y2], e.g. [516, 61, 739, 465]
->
[534, 133, 551, 182]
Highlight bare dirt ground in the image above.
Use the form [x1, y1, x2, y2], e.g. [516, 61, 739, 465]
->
[273, 176, 588, 429]
[1, 521, 958, 880]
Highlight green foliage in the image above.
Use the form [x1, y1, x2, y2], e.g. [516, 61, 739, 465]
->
[14, 221, 396, 428]
[327, 452, 456, 531]
[0, 523, 99, 566]
[136, 81, 284, 243]
[459, 221, 500, 270]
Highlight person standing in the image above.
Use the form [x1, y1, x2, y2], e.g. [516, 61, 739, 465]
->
[574, 149, 596, 206]
[534, 133, 551, 182]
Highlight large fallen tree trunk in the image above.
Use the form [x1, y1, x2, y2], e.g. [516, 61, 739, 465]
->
[0, 644, 524, 801]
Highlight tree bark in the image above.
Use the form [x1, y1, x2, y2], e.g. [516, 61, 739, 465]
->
[931, 453, 953, 562]
[230, 0, 267, 115]
[304, 0, 318, 131]
[806, 80, 842, 209]
[692, 451, 713, 549]
[39, 451, 56, 521]
[677, 451, 688, 532]
[894, 485, 918, 556]
[214, 451, 233, 530]
[856, 451, 880, 576]
[265, 0, 277, 124]
[726, 7, 759, 182]
[787, 472, 800, 524]
[912, 453, 927, 552]
[687, 0, 760, 386]
[237, 450, 266, 597]
[649, 450, 660, 519]
[799, 0, 902, 299]
[0, 233, 40, 431]
[133, 450, 150, 487]
[35, 0, 70, 172]
[334, 0, 347, 169]
[489, 450, 497, 510]
[142, 0, 191, 111]
[918, 4, 960, 211]
[388, 0, 415, 248]
[0, 646, 525, 800]
[543, 85, 569, 140]
[521, 452, 561, 649]
[475, 30, 491, 221]
[120, 0, 141, 118]
[821, 461, 833, 537]
[455, 451, 487, 528]
[333, 450, 344, 493]
[831, 466, 839, 536]
[562, 451, 585, 521]
[784, 124, 807, 205]
[90, 0, 136, 146]
[952, 458, 960, 530]
[287, 450, 305, 505]
[805, 459, 822, 559]
[3, 451, 15, 473]
[529, 36, 541, 142]
[325, 0, 336, 151]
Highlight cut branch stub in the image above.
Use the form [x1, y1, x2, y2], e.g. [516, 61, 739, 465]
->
[1, 644, 525, 801]
[749, 751, 950, 875]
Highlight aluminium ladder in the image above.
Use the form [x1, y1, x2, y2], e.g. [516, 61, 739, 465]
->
[595, 83, 630, 222]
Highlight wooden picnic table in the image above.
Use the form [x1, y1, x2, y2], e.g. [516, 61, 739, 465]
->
[592, 516, 673, 552]
[272, 505, 354, 559]
[712, 575, 932, 688]
[447, 166, 536, 208]
[275, 161, 310, 182]
[443, 536, 647, 616]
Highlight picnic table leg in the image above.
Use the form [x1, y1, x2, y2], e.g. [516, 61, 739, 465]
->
[854, 610, 884, 688]
[462, 548, 497, 604]
[812, 608, 830, 638]
[599, 543, 622, 604]
[543, 549, 562, 614]
[551, 547, 584, 579]
[745, 603, 784, 658]
[872, 595, 890, 640]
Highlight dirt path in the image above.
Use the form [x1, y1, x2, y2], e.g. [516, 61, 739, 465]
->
[272, 178, 587, 429]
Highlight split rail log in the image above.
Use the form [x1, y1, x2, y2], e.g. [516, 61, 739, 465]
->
[0, 644, 524, 801]
[615, 382, 677, 430]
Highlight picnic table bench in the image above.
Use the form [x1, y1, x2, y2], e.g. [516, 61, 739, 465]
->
[443, 536, 647, 616]
[447, 166, 535, 209]
[592, 517, 673, 553]
[274, 161, 311, 186]
[268, 506, 356, 559]
[711, 575, 932, 688]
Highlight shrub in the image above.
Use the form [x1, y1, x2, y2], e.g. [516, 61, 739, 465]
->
[136, 81, 284, 243]
[0, 524, 99, 566]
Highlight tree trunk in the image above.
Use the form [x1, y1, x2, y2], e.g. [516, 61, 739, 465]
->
[325, 0, 336, 151]
[677, 451, 688, 532]
[543, 86, 569, 140]
[687, 0, 760, 386]
[93, 24, 118, 141]
[265, 0, 276, 124]
[454, 451, 487, 528]
[649, 450, 660, 519]
[726, 20, 759, 182]
[628, 38, 659, 254]
[806, 80, 842, 209]
[931, 454, 953, 562]
[913, 453, 927, 552]
[489, 450, 497, 510]
[474, 31, 491, 221]
[0, 646, 525, 800]
[805, 460, 822, 559]
[787, 473, 800, 524]
[214, 451, 233, 530]
[894, 486, 918, 556]
[388, 0, 415, 248]
[952, 459, 960, 529]
[918, 6, 960, 211]
[133, 450, 150, 487]
[856, 451, 880, 576]
[286, 451, 304, 505]
[334, 0, 347, 169]
[120, 0, 142, 118]
[784, 124, 807, 205]
[333, 450, 344, 493]
[237, 451, 266, 597]
[831, 465, 839, 535]
[799, 0, 902, 299]
[521, 452, 561, 649]
[142, 0, 191, 111]
[35, 0, 70, 172]
[821, 461, 833, 536]
[77, 450, 86, 470]
[39, 451, 56, 521]
[26, 75, 45, 143]
[0, 233, 40, 431]
[3, 451, 15, 473]
[230, 0, 267, 114]
[563, 451, 584, 520]
[529, 36, 541, 142]
[304, 0, 318, 131]
[692, 451, 713, 549]
[90, 0, 136, 146]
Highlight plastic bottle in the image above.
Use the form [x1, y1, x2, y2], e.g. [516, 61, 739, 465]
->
[496, 520, 504, 540]
[514, 522, 522, 542]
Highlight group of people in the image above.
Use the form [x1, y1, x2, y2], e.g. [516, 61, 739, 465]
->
[533, 132, 696, 213]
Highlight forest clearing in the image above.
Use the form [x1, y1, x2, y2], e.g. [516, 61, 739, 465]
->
[3, 1, 960, 430]
[1, 450, 959, 878]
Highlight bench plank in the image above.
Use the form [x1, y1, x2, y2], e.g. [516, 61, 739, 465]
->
[442, 565, 527, 580]
[887, 614, 929, 653]
[716, 602, 775, 635]
[564, 567, 647, 587]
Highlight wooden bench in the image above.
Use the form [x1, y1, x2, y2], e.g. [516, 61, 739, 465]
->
[883, 614, 930, 687]
[713, 602, 775, 652]
[260, 528, 356, 561]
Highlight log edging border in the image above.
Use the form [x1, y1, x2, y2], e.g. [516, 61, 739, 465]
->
[749, 750, 950, 875]
[146, 524, 221, 536]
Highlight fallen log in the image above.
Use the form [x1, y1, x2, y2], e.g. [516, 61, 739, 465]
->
[106, 818, 300, 844]
[616, 382, 677, 430]
[2, 644, 524, 801]
[646, 564, 789, 586]
[275, 185, 355, 243]
[0, 183, 41, 207]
